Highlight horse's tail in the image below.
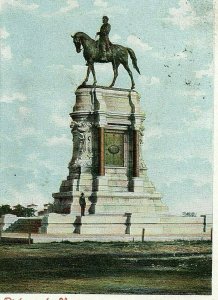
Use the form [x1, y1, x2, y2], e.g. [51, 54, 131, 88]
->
[127, 48, 140, 74]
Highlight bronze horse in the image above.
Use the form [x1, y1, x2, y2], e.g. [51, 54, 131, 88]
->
[71, 32, 140, 89]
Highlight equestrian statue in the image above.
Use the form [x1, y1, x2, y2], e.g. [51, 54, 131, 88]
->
[71, 16, 140, 90]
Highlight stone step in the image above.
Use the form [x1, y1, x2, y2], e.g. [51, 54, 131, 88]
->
[81, 224, 126, 235]
[106, 187, 128, 192]
[70, 203, 166, 215]
[28, 233, 211, 243]
[53, 190, 162, 199]
[81, 214, 126, 224]
[39, 211, 211, 238]
[108, 180, 128, 187]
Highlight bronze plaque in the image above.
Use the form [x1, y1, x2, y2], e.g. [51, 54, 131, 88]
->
[105, 132, 124, 166]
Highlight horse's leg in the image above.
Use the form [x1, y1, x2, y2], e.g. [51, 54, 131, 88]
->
[122, 61, 135, 89]
[82, 65, 91, 86]
[90, 64, 97, 86]
[109, 62, 119, 88]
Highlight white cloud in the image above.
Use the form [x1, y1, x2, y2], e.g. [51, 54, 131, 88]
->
[165, 0, 197, 30]
[110, 34, 121, 43]
[185, 37, 213, 50]
[149, 144, 212, 164]
[51, 114, 71, 128]
[195, 63, 213, 79]
[152, 50, 188, 61]
[47, 64, 85, 74]
[18, 106, 31, 116]
[165, 1, 213, 31]
[3, 186, 49, 210]
[0, 28, 12, 60]
[49, 98, 70, 113]
[58, 0, 79, 14]
[26, 152, 39, 161]
[39, 159, 57, 172]
[22, 58, 32, 67]
[0, 92, 27, 103]
[25, 153, 67, 176]
[138, 75, 160, 86]
[24, 152, 63, 176]
[86, 5, 128, 16]
[170, 196, 212, 215]
[47, 63, 111, 86]
[183, 89, 206, 98]
[145, 127, 163, 139]
[143, 126, 180, 145]
[93, 0, 108, 8]
[46, 134, 71, 146]
[47, 64, 71, 72]
[183, 106, 213, 130]
[0, 133, 12, 142]
[0, 162, 18, 170]
[43, 0, 79, 16]
[0, 0, 39, 11]
[26, 182, 38, 191]
[127, 35, 152, 52]
[0, 162, 40, 180]
[173, 51, 188, 60]
[1, 43, 12, 60]
[95, 64, 109, 73]
[0, 27, 10, 39]
[164, 172, 212, 189]
[18, 127, 41, 138]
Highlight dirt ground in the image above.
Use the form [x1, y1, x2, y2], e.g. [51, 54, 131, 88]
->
[0, 240, 212, 294]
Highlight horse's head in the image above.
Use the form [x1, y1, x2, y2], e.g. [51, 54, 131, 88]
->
[71, 33, 82, 53]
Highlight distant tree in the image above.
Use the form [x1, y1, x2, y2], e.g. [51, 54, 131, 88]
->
[0, 205, 13, 217]
[11, 204, 36, 217]
[182, 212, 197, 217]
[11, 204, 26, 217]
[24, 207, 36, 217]
[0, 204, 36, 217]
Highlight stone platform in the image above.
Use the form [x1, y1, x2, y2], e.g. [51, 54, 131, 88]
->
[40, 212, 212, 238]
[0, 232, 212, 243]
[40, 86, 212, 239]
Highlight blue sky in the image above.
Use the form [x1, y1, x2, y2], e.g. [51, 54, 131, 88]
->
[0, 0, 214, 215]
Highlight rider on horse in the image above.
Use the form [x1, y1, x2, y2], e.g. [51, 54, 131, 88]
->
[96, 16, 111, 61]
[72, 20, 140, 89]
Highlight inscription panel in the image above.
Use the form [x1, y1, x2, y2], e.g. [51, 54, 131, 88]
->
[105, 132, 124, 166]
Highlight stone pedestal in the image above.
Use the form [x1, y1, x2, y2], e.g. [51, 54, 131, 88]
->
[52, 86, 168, 218]
[44, 86, 211, 239]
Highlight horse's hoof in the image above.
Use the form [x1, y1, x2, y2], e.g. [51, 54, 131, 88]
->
[131, 85, 135, 90]
[93, 82, 97, 86]
[109, 84, 114, 88]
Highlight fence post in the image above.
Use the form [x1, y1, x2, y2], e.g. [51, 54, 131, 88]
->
[200, 215, 206, 232]
[142, 228, 145, 242]
[28, 220, 31, 245]
[0, 223, 2, 241]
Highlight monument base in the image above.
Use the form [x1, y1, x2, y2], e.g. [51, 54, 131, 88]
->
[43, 86, 212, 240]
[40, 212, 212, 240]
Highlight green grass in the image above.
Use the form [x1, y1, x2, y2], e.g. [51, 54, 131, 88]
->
[0, 240, 212, 294]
